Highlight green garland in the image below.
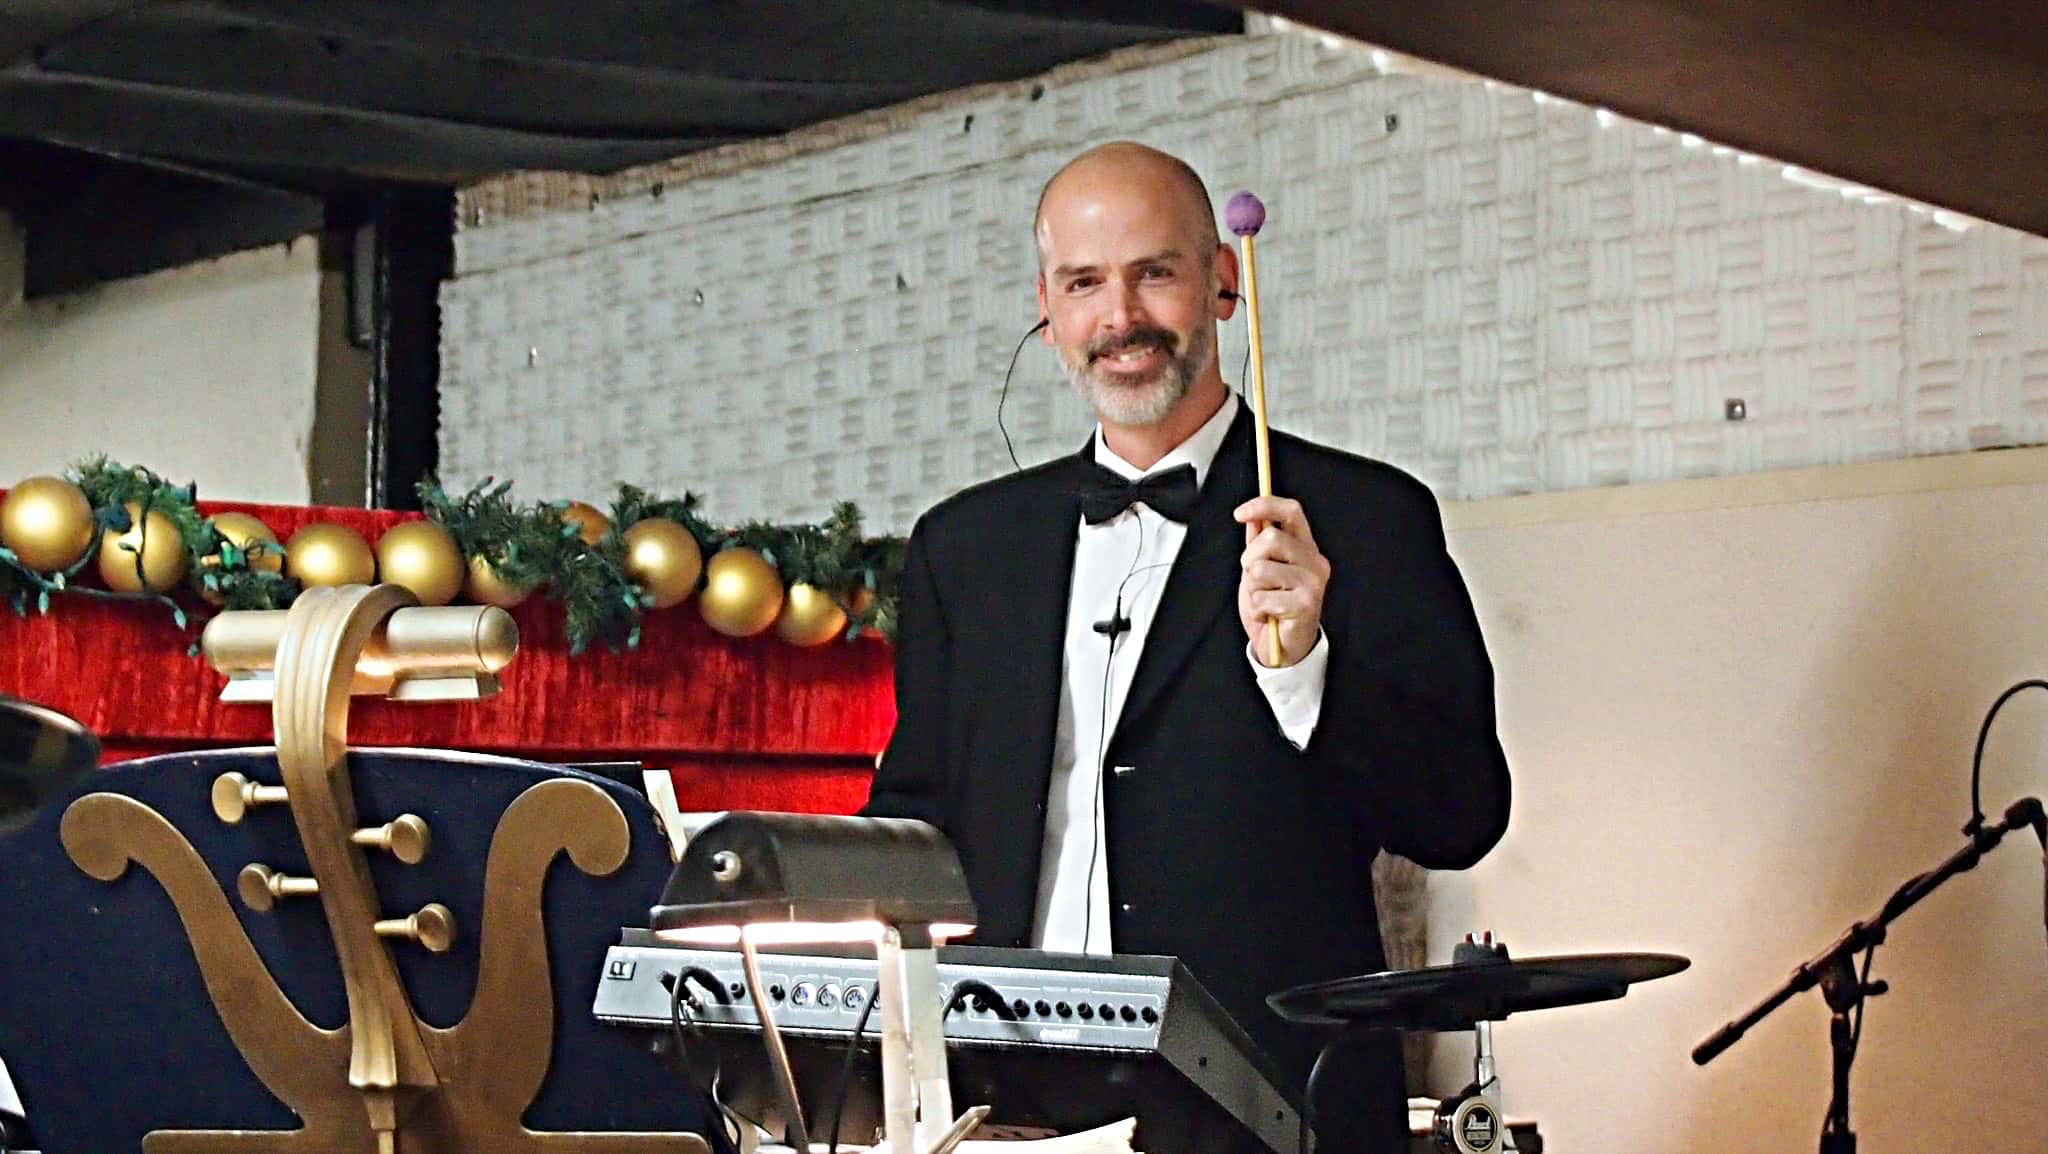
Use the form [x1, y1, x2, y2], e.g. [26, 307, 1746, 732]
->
[417, 478, 904, 655]
[1, 460, 906, 657]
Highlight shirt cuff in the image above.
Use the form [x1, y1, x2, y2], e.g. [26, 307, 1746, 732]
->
[1247, 629, 1329, 750]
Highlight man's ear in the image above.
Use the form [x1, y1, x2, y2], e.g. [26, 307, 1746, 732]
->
[1213, 244, 1242, 320]
[1035, 277, 1053, 343]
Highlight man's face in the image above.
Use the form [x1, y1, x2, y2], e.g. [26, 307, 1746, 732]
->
[1035, 174, 1225, 429]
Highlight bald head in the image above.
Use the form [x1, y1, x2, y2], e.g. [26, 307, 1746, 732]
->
[1031, 141, 1240, 444]
[1033, 142, 1220, 268]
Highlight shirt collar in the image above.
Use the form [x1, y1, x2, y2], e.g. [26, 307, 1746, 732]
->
[1092, 390, 1240, 489]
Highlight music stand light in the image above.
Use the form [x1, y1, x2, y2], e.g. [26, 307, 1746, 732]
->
[651, 812, 978, 1154]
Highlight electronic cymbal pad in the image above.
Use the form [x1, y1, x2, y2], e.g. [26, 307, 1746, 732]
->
[1267, 937, 1688, 1033]
[1269, 936, 1689, 1154]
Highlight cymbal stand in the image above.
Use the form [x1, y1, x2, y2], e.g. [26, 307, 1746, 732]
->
[1431, 934, 1517, 1154]
[1433, 1018, 1516, 1154]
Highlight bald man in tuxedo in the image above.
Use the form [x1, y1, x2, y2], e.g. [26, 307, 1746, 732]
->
[865, 142, 1512, 1153]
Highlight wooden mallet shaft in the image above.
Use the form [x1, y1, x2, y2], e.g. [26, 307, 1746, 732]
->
[1227, 191, 1285, 668]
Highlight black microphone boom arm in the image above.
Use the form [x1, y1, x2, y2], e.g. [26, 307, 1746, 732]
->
[1693, 796, 2046, 1067]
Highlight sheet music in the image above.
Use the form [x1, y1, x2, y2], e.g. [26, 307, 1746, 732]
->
[637, 769, 689, 860]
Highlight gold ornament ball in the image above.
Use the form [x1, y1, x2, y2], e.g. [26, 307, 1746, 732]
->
[698, 547, 785, 638]
[463, 554, 535, 609]
[196, 512, 283, 605]
[775, 582, 849, 647]
[207, 513, 284, 573]
[376, 520, 464, 606]
[561, 501, 611, 547]
[98, 503, 188, 593]
[286, 522, 376, 588]
[1, 476, 95, 572]
[622, 517, 704, 609]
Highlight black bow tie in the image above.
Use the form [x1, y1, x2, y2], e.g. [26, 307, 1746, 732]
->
[1080, 461, 1200, 525]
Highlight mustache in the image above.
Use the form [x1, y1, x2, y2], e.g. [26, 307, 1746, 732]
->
[1086, 326, 1178, 362]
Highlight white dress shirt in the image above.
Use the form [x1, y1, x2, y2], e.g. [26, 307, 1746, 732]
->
[1031, 392, 1331, 954]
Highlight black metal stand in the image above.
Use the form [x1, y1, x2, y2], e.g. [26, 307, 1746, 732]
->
[1817, 951, 1883, 1154]
[1299, 1033, 1336, 1154]
[1693, 797, 2044, 1154]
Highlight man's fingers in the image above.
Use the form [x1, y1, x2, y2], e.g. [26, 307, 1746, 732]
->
[1233, 496, 1317, 549]
[1242, 528, 1331, 579]
[1247, 587, 1316, 619]
[1242, 558, 1296, 590]
[1242, 562, 1332, 609]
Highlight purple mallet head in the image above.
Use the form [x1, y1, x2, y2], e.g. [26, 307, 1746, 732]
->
[1225, 191, 1265, 237]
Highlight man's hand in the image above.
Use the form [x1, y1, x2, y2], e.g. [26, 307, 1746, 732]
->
[1234, 496, 1329, 667]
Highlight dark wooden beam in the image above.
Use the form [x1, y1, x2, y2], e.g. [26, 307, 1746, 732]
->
[0, 66, 738, 182]
[0, 139, 322, 298]
[1250, 1, 2048, 237]
[366, 186, 452, 511]
[39, 7, 935, 138]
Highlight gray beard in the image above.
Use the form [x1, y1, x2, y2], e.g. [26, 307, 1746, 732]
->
[1063, 322, 1214, 429]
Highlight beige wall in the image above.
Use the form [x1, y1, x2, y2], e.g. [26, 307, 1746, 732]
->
[0, 219, 322, 504]
[1428, 452, 2048, 1152]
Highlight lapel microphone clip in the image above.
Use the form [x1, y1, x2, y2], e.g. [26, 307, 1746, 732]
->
[1092, 599, 1131, 640]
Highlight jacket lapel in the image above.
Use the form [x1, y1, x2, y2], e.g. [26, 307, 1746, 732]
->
[990, 446, 1091, 845]
[1113, 406, 1255, 742]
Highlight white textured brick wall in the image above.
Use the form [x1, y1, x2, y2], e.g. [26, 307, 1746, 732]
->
[441, 32, 2048, 531]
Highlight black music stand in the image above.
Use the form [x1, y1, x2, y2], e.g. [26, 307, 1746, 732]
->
[0, 695, 98, 1148]
[0, 746, 711, 1154]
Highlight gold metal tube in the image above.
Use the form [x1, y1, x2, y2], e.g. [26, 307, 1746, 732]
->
[202, 603, 518, 677]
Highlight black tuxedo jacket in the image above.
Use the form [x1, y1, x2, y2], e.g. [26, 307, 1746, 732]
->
[865, 405, 1511, 1149]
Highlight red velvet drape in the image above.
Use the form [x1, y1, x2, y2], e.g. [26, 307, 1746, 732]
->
[0, 497, 891, 814]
